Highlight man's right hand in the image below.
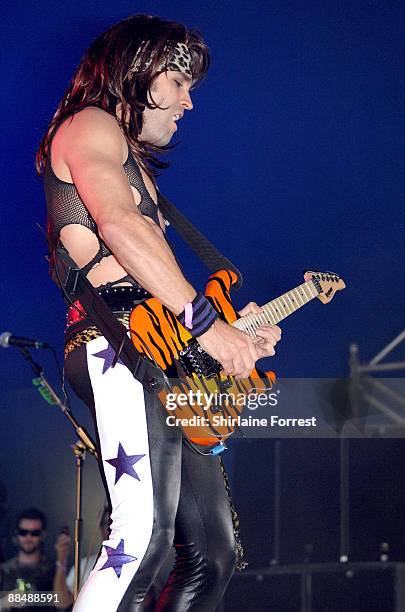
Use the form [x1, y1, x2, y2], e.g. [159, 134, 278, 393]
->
[55, 533, 71, 566]
[198, 319, 260, 379]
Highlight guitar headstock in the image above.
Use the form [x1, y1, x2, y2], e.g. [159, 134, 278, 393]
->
[303, 270, 346, 304]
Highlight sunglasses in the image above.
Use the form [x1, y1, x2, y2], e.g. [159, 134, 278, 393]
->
[18, 528, 42, 537]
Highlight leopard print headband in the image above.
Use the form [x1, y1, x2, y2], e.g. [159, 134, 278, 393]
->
[131, 41, 192, 78]
[163, 42, 192, 77]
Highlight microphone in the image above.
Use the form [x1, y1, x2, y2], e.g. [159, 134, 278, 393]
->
[0, 332, 50, 350]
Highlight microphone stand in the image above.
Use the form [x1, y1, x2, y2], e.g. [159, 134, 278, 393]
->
[18, 347, 98, 602]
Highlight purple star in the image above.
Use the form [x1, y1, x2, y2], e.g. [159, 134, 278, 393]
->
[105, 442, 146, 484]
[92, 344, 124, 374]
[100, 539, 137, 577]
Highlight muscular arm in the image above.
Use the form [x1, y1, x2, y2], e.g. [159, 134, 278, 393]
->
[61, 108, 195, 315]
[59, 108, 262, 378]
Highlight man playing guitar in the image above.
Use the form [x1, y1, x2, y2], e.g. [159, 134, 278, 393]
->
[36, 15, 281, 611]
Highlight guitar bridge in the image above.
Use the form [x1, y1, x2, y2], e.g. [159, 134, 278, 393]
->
[179, 340, 222, 378]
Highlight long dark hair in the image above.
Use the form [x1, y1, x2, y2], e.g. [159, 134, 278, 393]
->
[36, 15, 210, 177]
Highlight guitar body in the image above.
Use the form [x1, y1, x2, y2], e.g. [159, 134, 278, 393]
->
[129, 267, 345, 449]
[129, 269, 275, 448]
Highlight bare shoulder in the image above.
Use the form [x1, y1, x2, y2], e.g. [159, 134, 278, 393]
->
[57, 107, 127, 166]
[65, 106, 119, 133]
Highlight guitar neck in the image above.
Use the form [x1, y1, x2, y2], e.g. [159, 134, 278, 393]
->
[233, 280, 320, 337]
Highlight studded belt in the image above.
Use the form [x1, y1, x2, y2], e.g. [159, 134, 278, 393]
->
[66, 285, 151, 327]
[64, 285, 151, 358]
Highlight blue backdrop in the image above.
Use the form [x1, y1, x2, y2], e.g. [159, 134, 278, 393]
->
[0, 0, 404, 604]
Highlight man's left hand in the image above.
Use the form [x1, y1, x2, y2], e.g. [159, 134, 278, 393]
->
[238, 302, 282, 358]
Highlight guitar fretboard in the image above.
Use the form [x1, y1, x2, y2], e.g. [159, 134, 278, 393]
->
[233, 280, 320, 338]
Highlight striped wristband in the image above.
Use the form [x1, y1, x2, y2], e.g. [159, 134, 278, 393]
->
[178, 292, 218, 337]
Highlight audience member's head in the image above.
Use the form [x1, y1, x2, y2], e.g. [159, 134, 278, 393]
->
[15, 508, 47, 555]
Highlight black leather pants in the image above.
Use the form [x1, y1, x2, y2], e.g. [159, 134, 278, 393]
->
[65, 340, 237, 612]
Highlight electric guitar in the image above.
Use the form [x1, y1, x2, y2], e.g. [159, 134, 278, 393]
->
[129, 270, 345, 451]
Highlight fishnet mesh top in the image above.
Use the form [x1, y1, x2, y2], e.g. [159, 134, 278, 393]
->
[44, 137, 162, 286]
